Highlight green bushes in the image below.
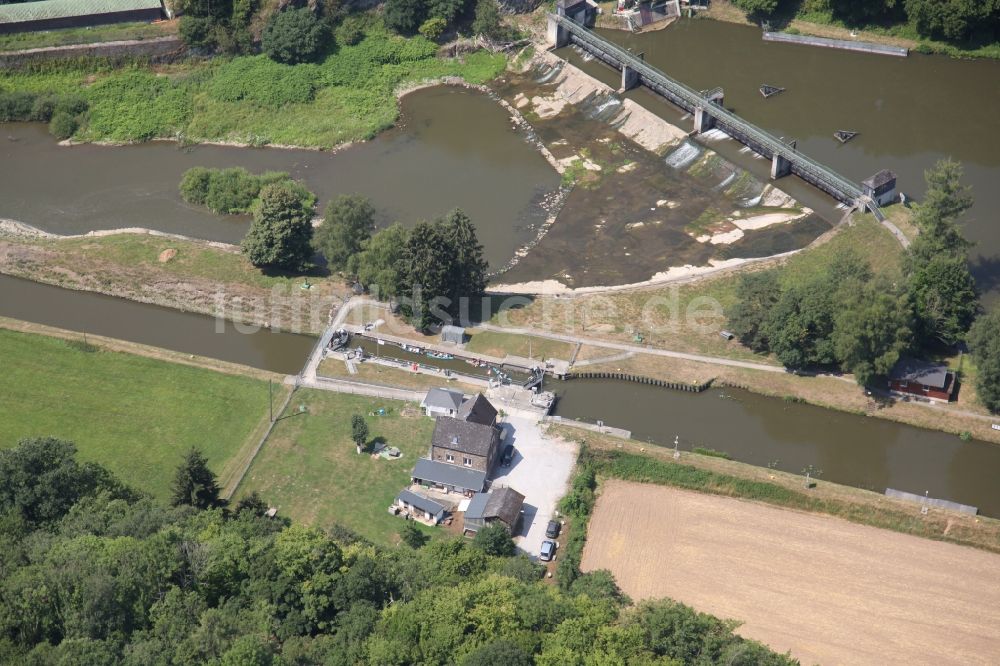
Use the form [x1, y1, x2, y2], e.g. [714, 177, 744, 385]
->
[208, 56, 319, 108]
[179, 166, 315, 215]
[0, 90, 88, 139]
[555, 458, 597, 590]
[84, 70, 191, 141]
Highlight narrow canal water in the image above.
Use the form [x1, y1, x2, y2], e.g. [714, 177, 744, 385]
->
[4, 273, 998, 516]
[0, 275, 315, 374]
[0, 87, 559, 268]
[564, 19, 1000, 297]
[552, 378, 1000, 517]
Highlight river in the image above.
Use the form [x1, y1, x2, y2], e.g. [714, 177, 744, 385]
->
[0, 86, 559, 269]
[562, 19, 1000, 298]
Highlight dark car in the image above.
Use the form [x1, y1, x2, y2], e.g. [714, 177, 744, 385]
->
[501, 444, 515, 467]
[539, 540, 557, 562]
[545, 520, 561, 539]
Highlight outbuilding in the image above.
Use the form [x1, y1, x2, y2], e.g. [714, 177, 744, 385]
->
[463, 487, 525, 534]
[394, 489, 446, 525]
[441, 325, 466, 345]
[0, 0, 165, 34]
[421, 388, 464, 418]
[861, 169, 898, 207]
[887, 358, 956, 402]
[411, 457, 487, 496]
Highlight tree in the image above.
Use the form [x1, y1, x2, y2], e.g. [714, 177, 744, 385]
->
[351, 414, 369, 454]
[442, 209, 488, 304]
[354, 223, 410, 298]
[907, 253, 978, 347]
[471, 523, 515, 557]
[313, 194, 376, 273]
[831, 278, 912, 386]
[905, 0, 993, 41]
[428, 0, 466, 24]
[969, 310, 1000, 413]
[471, 0, 503, 39]
[569, 570, 629, 604]
[764, 278, 838, 370]
[910, 158, 974, 260]
[727, 270, 782, 353]
[49, 111, 78, 140]
[419, 17, 448, 41]
[384, 0, 426, 35]
[262, 7, 329, 65]
[234, 490, 269, 517]
[459, 639, 532, 666]
[170, 448, 222, 509]
[399, 522, 429, 549]
[0, 437, 130, 525]
[242, 182, 314, 270]
[731, 0, 779, 15]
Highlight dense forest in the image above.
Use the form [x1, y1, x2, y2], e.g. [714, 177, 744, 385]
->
[0, 437, 798, 664]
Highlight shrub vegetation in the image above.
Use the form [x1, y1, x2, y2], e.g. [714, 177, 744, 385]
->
[179, 166, 315, 215]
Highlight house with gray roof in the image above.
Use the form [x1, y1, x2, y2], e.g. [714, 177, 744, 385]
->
[464, 487, 525, 534]
[411, 457, 487, 496]
[888, 357, 956, 402]
[421, 388, 464, 418]
[457, 393, 498, 427]
[393, 489, 446, 525]
[430, 415, 501, 474]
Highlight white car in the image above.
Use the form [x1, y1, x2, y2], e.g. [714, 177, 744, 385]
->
[540, 540, 557, 562]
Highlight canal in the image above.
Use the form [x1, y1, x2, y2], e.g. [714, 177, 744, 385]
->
[3, 273, 998, 516]
[552, 377, 1000, 517]
[0, 86, 559, 269]
[562, 19, 1000, 298]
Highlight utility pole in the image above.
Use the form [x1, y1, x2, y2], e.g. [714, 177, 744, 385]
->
[269, 379, 273, 423]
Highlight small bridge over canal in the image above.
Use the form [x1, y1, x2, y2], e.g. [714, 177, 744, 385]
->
[547, 10, 886, 219]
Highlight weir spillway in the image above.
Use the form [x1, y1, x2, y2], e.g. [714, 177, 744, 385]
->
[547, 13, 885, 219]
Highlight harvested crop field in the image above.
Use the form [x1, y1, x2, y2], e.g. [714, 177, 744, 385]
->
[582, 480, 1000, 665]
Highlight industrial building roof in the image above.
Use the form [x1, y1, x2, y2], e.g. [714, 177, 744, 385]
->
[0, 0, 163, 24]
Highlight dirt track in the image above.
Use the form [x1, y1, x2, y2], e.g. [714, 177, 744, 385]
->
[582, 481, 1000, 665]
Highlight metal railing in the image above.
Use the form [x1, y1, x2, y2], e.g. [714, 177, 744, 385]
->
[552, 15, 865, 204]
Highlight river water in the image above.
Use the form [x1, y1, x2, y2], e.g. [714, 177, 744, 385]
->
[564, 20, 1000, 297]
[0, 87, 559, 269]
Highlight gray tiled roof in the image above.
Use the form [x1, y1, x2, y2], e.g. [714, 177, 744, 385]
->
[889, 358, 950, 389]
[464, 491, 490, 520]
[411, 458, 487, 491]
[457, 394, 498, 426]
[396, 489, 445, 516]
[484, 487, 524, 527]
[432, 417, 496, 457]
[422, 388, 464, 412]
[862, 169, 896, 189]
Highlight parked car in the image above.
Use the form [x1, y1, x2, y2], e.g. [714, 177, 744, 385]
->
[501, 444, 515, 466]
[540, 540, 557, 562]
[545, 520, 561, 539]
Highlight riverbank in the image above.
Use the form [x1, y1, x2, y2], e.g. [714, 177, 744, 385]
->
[702, 0, 1000, 60]
[0, 230, 347, 336]
[0, 23, 506, 149]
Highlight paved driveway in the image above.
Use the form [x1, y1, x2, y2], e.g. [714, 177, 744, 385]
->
[490, 415, 578, 558]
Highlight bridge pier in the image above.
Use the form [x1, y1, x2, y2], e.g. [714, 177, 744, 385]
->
[770, 153, 791, 179]
[547, 14, 570, 48]
[693, 107, 715, 133]
[620, 64, 640, 92]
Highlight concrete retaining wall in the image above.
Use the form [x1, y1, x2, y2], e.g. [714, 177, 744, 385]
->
[763, 32, 908, 57]
[0, 35, 184, 68]
[568, 371, 713, 393]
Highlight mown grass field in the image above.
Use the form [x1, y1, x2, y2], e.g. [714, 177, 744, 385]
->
[0, 21, 506, 148]
[236, 389, 437, 544]
[464, 329, 576, 361]
[0, 328, 271, 500]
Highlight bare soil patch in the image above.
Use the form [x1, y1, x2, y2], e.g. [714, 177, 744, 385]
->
[583, 480, 1000, 665]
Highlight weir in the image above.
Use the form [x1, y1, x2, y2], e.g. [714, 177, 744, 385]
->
[547, 12, 886, 218]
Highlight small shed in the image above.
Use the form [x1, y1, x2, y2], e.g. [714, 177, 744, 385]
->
[394, 489, 446, 525]
[421, 387, 464, 418]
[0, 0, 164, 34]
[441, 325, 466, 345]
[887, 358, 956, 403]
[861, 169, 898, 207]
[464, 487, 525, 534]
